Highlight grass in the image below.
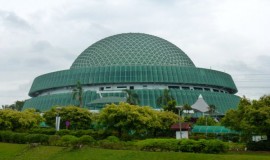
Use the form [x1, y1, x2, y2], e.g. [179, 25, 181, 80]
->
[0, 143, 270, 160]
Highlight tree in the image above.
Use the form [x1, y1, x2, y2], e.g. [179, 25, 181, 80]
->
[1, 100, 25, 111]
[123, 89, 140, 105]
[72, 81, 83, 107]
[156, 89, 175, 108]
[222, 95, 270, 140]
[195, 116, 218, 126]
[163, 100, 178, 114]
[208, 104, 216, 117]
[43, 106, 93, 130]
[98, 102, 178, 138]
[0, 108, 43, 131]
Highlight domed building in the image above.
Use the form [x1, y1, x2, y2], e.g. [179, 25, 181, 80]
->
[23, 33, 240, 115]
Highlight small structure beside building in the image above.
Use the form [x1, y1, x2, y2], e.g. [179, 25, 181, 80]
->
[171, 122, 192, 139]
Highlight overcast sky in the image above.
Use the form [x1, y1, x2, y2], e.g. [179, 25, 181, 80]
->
[0, 0, 269, 105]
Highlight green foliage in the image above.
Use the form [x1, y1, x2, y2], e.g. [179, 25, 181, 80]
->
[43, 106, 92, 130]
[99, 102, 178, 138]
[60, 135, 78, 147]
[2, 100, 25, 111]
[156, 89, 175, 109]
[137, 138, 227, 153]
[28, 128, 56, 135]
[163, 100, 178, 114]
[202, 139, 228, 153]
[195, 116, 218, 126]
[72, 81, 83, 107]
[0, 109, 43, 131]
[137, 139, 179, 152]
[222, 95, 270, 138]
[77, 135, 96, 145]
[25, 134, 50, 144]
[246, 140, 270, 151]
[48, 135, 61, 146]
[123, 89, 140, 105]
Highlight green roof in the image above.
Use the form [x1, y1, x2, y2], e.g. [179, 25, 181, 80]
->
[192, 125, 239, 134]
[71, 33, 195, 69]
[29, 66, 237, 96]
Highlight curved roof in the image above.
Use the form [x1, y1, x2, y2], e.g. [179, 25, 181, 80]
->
[71, 33, 195, 69]
[28, 66, 238, 96]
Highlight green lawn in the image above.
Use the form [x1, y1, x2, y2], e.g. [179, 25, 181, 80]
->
[0, 143, 270, 160]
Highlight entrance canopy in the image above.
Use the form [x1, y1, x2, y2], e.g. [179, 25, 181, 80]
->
[192, 125, 239, 134]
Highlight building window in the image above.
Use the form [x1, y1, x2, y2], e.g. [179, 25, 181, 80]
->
[117, 86, 127, 88]
[194, 87, 203, 90]
[100, 87, 104, 91]
[168, 86, 180, 89]
[130, 86, 134, 90]
[182, 86, 190, 90]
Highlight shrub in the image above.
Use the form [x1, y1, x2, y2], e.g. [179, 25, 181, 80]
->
[25, 134, 49, 144]
[48, 135, 61, 146]
[136, 138, 228, 153]
[72, 130, 95, 137]
[11, 133, 29, 144]
[202, 139, 228, 153]
[106, 136, 120, 142]
[56, 129, 72, 136]
[29, 128, 56, 135]
[77, 135, 96, 145]
[0, 131, 14, 142]
[179, 139, 202, 152]
[137, 139, 179, 152]
[60, 135, 78, 147]
[247, 140, 270, 151]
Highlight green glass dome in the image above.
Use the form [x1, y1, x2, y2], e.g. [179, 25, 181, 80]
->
[71, 33, 195, 69]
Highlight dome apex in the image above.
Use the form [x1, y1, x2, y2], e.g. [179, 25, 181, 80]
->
[70, 33, 195, 69]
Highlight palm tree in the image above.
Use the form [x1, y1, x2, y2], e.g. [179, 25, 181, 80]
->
[156, 89, 175, 108]
[208, 104, 216, 117]
[72, 81, 83, 107]
[123, 89, 140, 105]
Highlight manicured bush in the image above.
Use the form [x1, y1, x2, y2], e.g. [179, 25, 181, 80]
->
[98, 136, 126, 149]
[78, 135, 96, 145]
[0, 131, 16, 143]
[136, 138, 228, 153]
[202, 139, 228, 153]
[56, 129, 72, 136]
[247, 140, 270, 151]
[28, 128, 56, 135]
[60, 135, 78, 146]
[48, 135, 61, 146]
[11, 133, 29, 144]
[137, 139, 179, 152]
[25, 134, 50, 144]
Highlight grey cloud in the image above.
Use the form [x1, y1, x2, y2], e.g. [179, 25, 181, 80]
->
[0, 10, 32, 31]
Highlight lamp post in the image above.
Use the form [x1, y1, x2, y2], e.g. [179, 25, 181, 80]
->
[176, 106, 183, 139]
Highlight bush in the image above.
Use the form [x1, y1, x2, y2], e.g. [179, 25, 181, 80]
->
[137, 139, 179, 152]
[48, 135, 61, 146]
[11, 133, 29, 144]
[0, 131, 14, 142]
[25, 134, 50, 144]
[60, 135, 78, 146]
[179, 139, 203, 152]
[247, 140, 270, 151]
[28, 128, 56, 135]
[77, 135, 95, 145]
[56, 129, 72, 136]
[136, 138, 228, 153]
[202, 139, 228, 153]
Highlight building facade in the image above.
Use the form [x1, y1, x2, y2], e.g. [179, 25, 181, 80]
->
[23, 33, 240, 114]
